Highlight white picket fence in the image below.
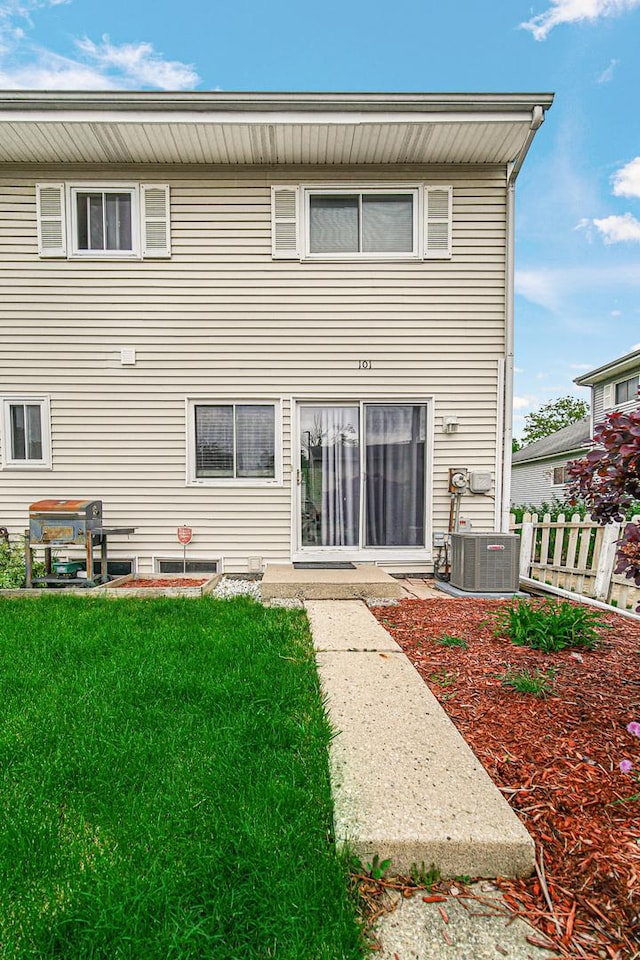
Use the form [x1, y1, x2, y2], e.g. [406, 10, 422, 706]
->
[509, 512, 640, 612]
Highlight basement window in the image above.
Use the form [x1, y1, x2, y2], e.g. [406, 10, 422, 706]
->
[157, 559, 220, 574]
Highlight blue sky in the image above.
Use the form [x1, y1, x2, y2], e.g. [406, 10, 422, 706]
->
[1, 0, 639, 437]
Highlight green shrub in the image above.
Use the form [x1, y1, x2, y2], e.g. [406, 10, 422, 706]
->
[0, 538, 45, 588]
[511, 499, 640, 524]
[510, 499, 588, 523]
[492, 598, 606, 652]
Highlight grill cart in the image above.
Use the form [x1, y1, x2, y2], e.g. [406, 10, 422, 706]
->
[25, 499, 135, 588]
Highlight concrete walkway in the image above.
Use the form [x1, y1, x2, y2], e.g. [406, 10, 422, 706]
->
[306, 598, 559, 960]
[307, 599, 534, 878]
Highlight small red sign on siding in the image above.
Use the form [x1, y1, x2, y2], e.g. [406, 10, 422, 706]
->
[177, 527, 193, 544]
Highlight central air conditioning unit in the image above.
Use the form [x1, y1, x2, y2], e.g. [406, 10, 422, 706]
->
[450, 532, 520, 593]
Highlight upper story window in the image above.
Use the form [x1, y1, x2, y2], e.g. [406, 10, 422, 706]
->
[308, 191, 416, 256]
[36, 183, 171, 260]
[186, 400, 281, 486]
[272, 184, 452, 261]
[72, 188, 135, 255]
[1, 396, 51, 469]
[615, 375, 639, 405]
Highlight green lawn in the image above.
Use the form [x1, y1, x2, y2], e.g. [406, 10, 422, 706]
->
[0, 596, 363, 959]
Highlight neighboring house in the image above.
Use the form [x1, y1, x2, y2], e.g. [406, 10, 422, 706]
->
[510, 417, 591, 506]
[574, 348, 640, 431]
[511, 347, 640, 508]
[0, 91, 552, 575]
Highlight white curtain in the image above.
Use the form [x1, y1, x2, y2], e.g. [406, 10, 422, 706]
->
[365, 405, 425, 547]
[317, 407, 360, 546]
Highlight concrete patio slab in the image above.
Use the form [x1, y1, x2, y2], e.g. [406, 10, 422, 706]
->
[310, 600, 535, 879]
[261, 563, 404, 600]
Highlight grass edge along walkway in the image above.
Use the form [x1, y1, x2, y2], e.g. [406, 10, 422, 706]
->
[0, 595, 364, 959]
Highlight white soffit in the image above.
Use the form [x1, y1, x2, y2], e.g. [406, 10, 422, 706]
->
[0, 93, 554, 166]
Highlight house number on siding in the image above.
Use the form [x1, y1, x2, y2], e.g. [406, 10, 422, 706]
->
[359, 360, 372, 369]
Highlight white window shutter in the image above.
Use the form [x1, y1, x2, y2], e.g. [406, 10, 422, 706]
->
[602, 383, 614, 409]
[141, 184, 171, 258]
[424, 186, 452, 259]
[36, 184, 66, 258]
[271, 186, 299, 259]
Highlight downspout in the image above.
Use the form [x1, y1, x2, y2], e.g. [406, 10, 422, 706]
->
[500, 105, 546, 532]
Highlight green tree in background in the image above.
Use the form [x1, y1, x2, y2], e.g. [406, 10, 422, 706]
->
[521, 395, 588, 447]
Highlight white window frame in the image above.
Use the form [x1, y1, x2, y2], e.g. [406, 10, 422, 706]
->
[614, 374, 639, 406]
[303, 185, 421, 260]
[68, 183, 140, 259]
[1, 395, 52, 469]
[186, 399, 282, 487]
[551, 465, 568, 486]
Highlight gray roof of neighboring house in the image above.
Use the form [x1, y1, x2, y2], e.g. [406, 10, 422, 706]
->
[512, 416, 591, 465]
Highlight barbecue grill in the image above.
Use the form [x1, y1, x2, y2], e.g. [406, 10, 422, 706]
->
[26, 499, 135, 587]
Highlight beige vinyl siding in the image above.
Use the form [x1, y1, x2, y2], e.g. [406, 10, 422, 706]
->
[1, 163, 506, 571]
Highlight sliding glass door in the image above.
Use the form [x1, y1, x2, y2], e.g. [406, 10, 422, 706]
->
[298, 402, 427, 552]
[300, 405, 360, 547]
[364, 404, 426, 547]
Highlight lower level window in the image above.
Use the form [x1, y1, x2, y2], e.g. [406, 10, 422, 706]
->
[2, 397, 51, 468]
[189, 401, 278, 483]
[552, 465, 568, 485]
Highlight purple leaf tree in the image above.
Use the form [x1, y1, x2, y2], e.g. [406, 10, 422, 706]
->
[567, 404, 640, 592]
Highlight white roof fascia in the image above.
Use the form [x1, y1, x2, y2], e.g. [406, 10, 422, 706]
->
[574, 349, 640, 386]
[1, 109, 541, 127]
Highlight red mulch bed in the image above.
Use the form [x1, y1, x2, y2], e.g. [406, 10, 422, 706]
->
[112, 577, 208, 588]
[371, 597, 640, 959]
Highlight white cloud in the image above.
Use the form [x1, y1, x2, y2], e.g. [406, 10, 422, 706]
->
[612, 157, 640, 197]
[513, 396, 532, 410]
[521, 0, 640, 40]
[514, 366, 525, 374]
[597, 58, 619, 82]
[0, 3, 200, 90]
[0, 48, 120, 88]
[593, 212, 640, 243]
[75, 35, 199, 90]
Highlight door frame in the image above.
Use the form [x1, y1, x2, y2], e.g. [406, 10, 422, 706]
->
[290, 396, 434, 563]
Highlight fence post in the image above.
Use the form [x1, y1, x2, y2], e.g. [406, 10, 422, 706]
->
[519, 517, 534, 579]
[594, 522, 621, 601]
